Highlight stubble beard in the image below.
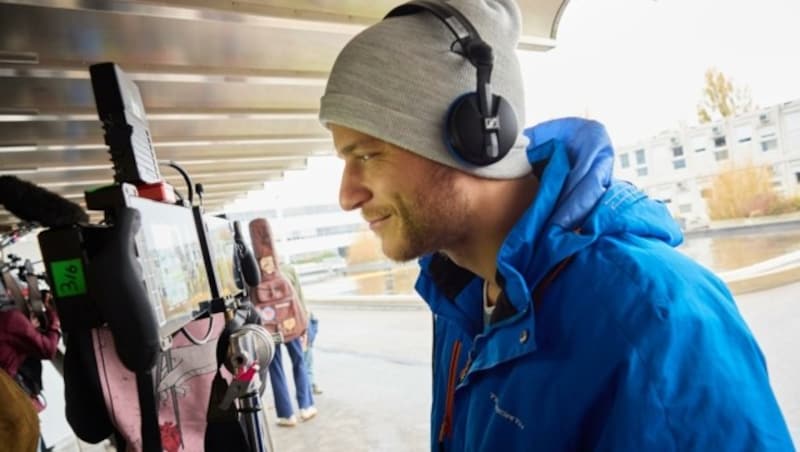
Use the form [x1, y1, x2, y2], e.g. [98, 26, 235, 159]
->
[381, 171, 470, 262]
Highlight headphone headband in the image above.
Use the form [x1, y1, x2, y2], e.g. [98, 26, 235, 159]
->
[383, 0, 517, 166]
[384, 1, 492, 68]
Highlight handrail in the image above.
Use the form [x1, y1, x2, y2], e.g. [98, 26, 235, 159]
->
[718, 250, 800, 283]
[306, 250, 800, 307]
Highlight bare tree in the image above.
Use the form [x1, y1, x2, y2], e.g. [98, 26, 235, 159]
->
[696, 68, 754, 123]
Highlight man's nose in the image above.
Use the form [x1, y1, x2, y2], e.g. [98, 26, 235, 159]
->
[339, 162, 371, 211]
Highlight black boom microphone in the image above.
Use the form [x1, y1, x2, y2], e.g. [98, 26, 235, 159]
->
[0, 175, 89, 227]
[234, 220, 260, 287]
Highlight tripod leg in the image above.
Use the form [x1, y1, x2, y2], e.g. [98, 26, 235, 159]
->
[259, 405, 277, 452]
[240, 393, 277, 452]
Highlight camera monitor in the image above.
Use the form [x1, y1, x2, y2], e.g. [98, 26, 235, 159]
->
[201, 215, 240, 300]
[126, 196, 212, 336]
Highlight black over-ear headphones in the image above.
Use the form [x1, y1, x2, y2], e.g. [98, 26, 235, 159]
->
[385, 0, 518, 167]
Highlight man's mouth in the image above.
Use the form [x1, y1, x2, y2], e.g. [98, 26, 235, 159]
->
[366, 214, 391, 230]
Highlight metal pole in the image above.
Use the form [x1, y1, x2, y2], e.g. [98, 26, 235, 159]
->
[240, 392, 273, 452]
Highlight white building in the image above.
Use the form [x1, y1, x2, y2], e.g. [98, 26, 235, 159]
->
[614, 99, 800, 229]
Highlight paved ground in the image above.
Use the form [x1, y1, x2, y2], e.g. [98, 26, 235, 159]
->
[735, 281, 800, 443]
[264, 306, 432, 452]
[46, 282, 799, 451]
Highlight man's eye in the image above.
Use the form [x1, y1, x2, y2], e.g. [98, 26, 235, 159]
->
[359, 154, 374, 162]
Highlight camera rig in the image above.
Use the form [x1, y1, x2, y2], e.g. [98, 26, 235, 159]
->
[37, 63, 242, 368]
[35, 63, 274, 452]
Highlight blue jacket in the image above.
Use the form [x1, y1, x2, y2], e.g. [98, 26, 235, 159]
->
[416, 118, 794, 451]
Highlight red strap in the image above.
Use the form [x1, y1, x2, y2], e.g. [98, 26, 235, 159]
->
[438, 340, 462, 443]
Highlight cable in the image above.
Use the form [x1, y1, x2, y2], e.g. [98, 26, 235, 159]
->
[180, 314, 216, 345]
[158, 160, 195, 205]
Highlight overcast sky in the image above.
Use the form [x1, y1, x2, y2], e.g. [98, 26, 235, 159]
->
[228, 0, 800, 211]
[521, 0, 800, 144]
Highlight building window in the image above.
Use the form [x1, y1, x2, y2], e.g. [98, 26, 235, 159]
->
[673, 159, 686, 169]
[318, 224, 362, 235]
[795, 172, 800, 184]
[636, 167, 648, 177]
[761, 139, 778, 152]
[672, 146, 684, 157]
[714, 136, 726, 147]
[714, 149, 729, 161]
[283, 204, 342, 217]
[735, 126, 752, 143]
[692, 136, 707, 152]
[619, 153, 630, 168]
[678, 204, 693, 214]
[634, 149, 646, 165]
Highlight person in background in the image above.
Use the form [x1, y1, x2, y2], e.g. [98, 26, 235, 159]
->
[0, 290, 61, 451]
[247, 216, 318, 430]
[0, 358, 39, 452]
[280, 262, 322, 395]
[258, 255, 317, 427]
[317, 0, 794, 450]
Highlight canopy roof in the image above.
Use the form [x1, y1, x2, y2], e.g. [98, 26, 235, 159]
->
[0, 0, 569, 230]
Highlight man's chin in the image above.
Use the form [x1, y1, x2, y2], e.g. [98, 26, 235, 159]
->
[381, 236, 437, 262]
[380, 240, 421, 263]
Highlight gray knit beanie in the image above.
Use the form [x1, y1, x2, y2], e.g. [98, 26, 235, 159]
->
[319, 0, 530, 179]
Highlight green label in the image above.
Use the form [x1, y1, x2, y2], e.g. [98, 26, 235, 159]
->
[51, 258, 87, 298]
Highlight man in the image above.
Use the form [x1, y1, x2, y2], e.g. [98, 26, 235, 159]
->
[248, 219, 317, 427]
[318, 0, 794, 451]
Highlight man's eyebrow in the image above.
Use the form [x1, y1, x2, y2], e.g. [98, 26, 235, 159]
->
[337, 137, 379, 157]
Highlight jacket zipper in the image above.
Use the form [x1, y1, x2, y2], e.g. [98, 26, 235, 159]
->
[435, 241, 578, 450]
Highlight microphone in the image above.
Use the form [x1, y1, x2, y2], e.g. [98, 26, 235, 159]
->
[233, 221, 260, 287]
[0, 176, 89, 227]
[240, 251, 260, 288]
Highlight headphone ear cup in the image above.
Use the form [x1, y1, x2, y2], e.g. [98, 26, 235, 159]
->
[446, 94, 518, 167]
[494, 95, 519, 158]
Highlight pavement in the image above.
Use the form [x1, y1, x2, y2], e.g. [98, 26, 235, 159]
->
[265, 306, 432, 452]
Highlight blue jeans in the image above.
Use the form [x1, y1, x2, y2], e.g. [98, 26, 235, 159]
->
[303, 316, 319, 385]
[303, 348, 315, 386]
[268, 338, 313, 418]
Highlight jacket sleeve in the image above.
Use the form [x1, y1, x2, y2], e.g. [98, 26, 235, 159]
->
[7, 310, 60, 360]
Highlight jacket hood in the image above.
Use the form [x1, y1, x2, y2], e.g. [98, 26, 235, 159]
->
[418, 117, 683, 323]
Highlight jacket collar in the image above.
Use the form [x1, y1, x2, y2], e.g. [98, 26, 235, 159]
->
[416, 117, 683, 376]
